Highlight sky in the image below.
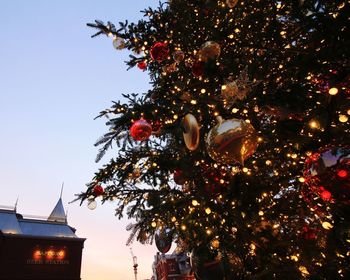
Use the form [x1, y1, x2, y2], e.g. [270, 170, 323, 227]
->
[0, 1, 162, 279]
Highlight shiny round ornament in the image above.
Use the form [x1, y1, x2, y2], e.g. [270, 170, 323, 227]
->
[226, 0, 238, 8]
[112, 37, 126, 50]
[173, 50, 185, 63]
[199, 41, 221, 62]
[303, 146, 350, 203]
[87, 199, 97, 210]
[130, 119, 152, 141]
[150, 42, 169, 62]
[192, 61, 205, 77]
[206, 118, 258, 165]
[173, 168, 187, 185]
[155, 228, 173, 254]
[182, 114, 200, 151]
[92, 185, 104, 196]
[137, 61, 147, 70]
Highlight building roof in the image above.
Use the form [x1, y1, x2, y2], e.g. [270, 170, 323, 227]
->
[18, 219, 76, 238]
[0, 198, 78, 239]
[0, 210, 23, 234]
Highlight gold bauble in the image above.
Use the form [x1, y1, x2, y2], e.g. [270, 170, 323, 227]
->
[182, 114, 200, 151]
[199, 41, 221, 62]
[226, 0, 239, 8]
[206, 117, 258, 165]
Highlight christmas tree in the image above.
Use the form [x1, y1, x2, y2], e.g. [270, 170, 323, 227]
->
[78, 1, 350, 279]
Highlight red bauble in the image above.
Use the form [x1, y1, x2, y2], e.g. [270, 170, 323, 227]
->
[173, 169, 187, 185]
[93, 185, 104, 196]
[137, 61, 147, 70]
[192, 60, 205, 77]
[150, 42, 169, 62]
[130, 119, 152, 141]
[303, 146, 350, 203]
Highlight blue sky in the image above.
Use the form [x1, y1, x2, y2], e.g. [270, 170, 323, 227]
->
[0, 1, 160, 279]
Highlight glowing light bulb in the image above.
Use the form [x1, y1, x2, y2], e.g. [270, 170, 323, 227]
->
[339, 115, 348, 123]
[328, 87, 338, 95]
[309, 119, 320, 129]
[322, 221, 333, 230]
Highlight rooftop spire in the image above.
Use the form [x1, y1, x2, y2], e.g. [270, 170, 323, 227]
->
[48, 184, 67, 223]
[14, 196, 19, 212]
[60, 182, 64, 199]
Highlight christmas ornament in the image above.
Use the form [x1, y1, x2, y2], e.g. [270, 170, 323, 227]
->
[162, 62, 177, 73]
[192, 61, 205, 77]
[303, 146, 350, 203]
[206, 117, 258, 165]
[199, 41, 221, 62]
[190, 246, 224, 280]
[173, 168, 187, 185]
[221, 68, 259, 108]
[130, 119, 152, 141]
[182, 114, 200, 151]
[112, 37, 126, 50]
[150, 42, 169, 62]
[92, 184, 104, 196]
[226, 0, 238, 8]
[155, 228, 173, 254]
[173, 50, 185, 63]
[87, 199, 97, 210]
[221, 81, 239, 108]
[137, 61, 147, 70]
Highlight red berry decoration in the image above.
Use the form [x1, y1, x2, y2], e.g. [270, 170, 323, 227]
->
[303, 146, 350, 203]
[192, 60, 205, 77]
[130, 119, 152, 141]
[137, 61, 147, 70]
[150, 42, 169, 62]
[93, 185, 104, 196]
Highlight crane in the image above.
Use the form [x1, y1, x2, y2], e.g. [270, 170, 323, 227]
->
[130, 247, 138, 280]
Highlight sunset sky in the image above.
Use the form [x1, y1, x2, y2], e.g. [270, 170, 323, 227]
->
[0, 1, 162, 279]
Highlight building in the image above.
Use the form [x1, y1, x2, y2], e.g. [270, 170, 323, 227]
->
[0, 198, 85, 280]
[152, 251, 195, 280]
